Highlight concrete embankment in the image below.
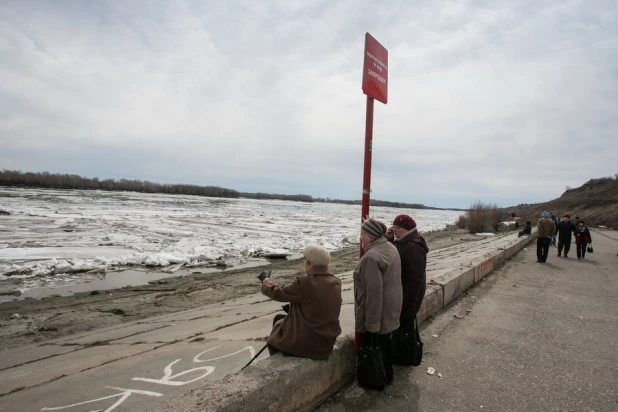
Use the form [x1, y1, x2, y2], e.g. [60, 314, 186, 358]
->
[150, 232, 536, 412]
[0, 232, 534, 412]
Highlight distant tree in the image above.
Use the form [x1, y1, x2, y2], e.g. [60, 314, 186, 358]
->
[465, 200, 503, 233]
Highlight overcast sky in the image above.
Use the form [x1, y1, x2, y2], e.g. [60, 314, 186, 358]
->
[1, 0, 617, 208]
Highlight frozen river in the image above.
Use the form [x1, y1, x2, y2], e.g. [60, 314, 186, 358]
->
[0, 187, 461, 297]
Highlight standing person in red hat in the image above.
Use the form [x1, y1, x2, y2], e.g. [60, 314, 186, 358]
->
[387, 214, 429, 332]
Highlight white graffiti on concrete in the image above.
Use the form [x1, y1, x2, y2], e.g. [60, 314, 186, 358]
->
[41, 345, 258, 411]
[132, 359, 215, 386]
[40, 387, 163, 412]
[193, 345, 256, 363]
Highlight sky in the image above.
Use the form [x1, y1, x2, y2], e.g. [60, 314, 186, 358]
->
[1, 0, 617, 209]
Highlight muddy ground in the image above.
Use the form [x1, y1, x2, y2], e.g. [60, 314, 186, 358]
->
[0, 228, 478, 349]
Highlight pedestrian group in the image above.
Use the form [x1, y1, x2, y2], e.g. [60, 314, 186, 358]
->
[536, 211, 592, 263]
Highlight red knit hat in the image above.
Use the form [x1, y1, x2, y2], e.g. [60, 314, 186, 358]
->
[393, 214, 416, 230]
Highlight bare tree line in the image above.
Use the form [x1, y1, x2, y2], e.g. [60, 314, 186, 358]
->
[314, 197, 455, 211]
[0, 169, 451, 209]
[241, 192, 314, 202]
[0, 170, 318, 202]
[0, 170, 239, 199]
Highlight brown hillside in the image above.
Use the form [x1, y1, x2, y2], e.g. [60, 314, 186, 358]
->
[511, 177, 618, 229]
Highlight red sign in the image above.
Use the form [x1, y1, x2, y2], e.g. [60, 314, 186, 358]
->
[362, 33, 388, 104]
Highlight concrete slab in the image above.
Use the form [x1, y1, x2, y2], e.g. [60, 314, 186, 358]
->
[118, 308, 280, 344]
[0, 341, 269, 412]
[0, 344, 82, 371]
[0, 343, 158, 396]
[63, 322, 173, 345]
[149, 295, 275, 323]
[474, 256, 495, 283]
[39, 319, 163, 345]
[437, 267, 476, 306]
[207, 313, 275, 341]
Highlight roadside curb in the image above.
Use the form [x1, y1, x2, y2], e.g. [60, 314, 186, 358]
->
[153, 232, 537, 412]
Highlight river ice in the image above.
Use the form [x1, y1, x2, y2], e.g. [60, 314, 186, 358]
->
[0, 187, 461, 294]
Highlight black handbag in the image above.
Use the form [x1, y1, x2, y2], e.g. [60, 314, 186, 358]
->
[392, 317, 423, 366]
[587, 244, 594, 253]
[356, 333, 387, 390]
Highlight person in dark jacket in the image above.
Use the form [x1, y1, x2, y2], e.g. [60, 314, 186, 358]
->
[556, 215, 576, 258]
[574, 221, 592, 260]
[518, 221, 532, 237]
[261, 245, 342, 359]
[387, 214, 429, 331]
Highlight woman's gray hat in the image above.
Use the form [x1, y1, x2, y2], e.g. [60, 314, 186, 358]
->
[302, 245, 331, 266]
[361, 218, 387, 239]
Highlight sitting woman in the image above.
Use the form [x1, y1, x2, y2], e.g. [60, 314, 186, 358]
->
[260, 245, 342, 359]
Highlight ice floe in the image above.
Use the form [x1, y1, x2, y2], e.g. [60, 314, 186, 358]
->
[0, 187, 461, 292]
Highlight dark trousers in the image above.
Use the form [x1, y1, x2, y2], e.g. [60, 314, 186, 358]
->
[402, 282, 426, 326]
[576, 243, 587, 259]
[537, 237, 550, 262]
[558, 237, 572, 256]
[268, 314, 295, 357]
[361, 333, 394, 384]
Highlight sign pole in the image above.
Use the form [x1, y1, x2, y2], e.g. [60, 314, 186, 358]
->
[360, 95, 374, 258]
[356, 31, 388, 355]
[359, 32, 387, 258]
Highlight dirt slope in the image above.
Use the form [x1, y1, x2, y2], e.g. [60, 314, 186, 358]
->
[510, 177, 618, 228]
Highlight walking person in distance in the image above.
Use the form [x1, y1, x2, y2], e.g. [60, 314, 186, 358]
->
[556, 215, 576, 258]
[574, 220, 592, 260]
[536, 211, 556, 263]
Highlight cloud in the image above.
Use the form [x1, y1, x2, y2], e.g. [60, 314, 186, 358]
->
[1, 0, 617, 208]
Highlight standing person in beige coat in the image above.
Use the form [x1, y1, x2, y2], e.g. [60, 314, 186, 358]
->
[354, 218, 403, 384]
[260, 245, 342, 360]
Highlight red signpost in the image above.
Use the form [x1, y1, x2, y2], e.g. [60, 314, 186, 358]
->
[360, 33, 388, 257]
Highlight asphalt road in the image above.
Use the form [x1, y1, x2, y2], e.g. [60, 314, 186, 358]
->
[317, 229, 618, 412]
